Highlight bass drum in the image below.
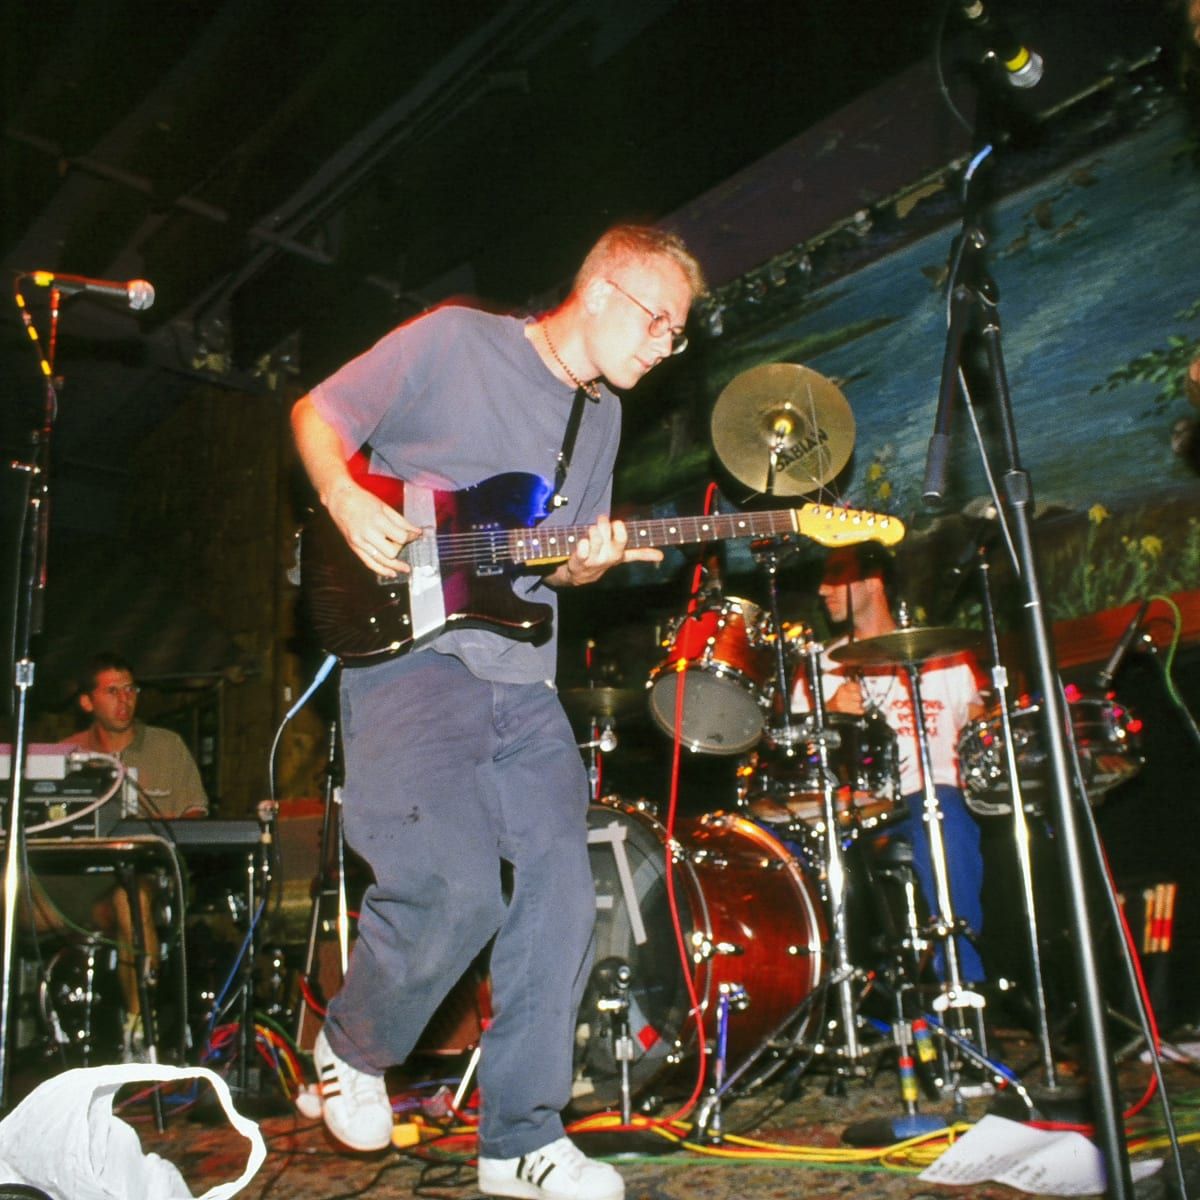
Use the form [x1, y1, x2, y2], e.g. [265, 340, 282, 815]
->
[574, 798, 826, 1112]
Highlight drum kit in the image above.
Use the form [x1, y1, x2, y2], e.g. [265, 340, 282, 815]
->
[561, 365, 1145, 1129]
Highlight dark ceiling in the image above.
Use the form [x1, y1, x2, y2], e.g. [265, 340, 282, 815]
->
[0, 0, 1179, 533]
[0, 0, 965, 518]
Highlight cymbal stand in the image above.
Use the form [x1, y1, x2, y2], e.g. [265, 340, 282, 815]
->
[800, 636, 866, 1086]
[971, 547, 1059, 1092]
[751, 538, 797, 747]
[751, 540, 867, 1087]
[581, 716, 616, 803]
[893, 622, 987, 1081]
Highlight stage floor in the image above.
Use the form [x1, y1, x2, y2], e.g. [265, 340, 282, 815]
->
[37, 1026, 1195, 1200]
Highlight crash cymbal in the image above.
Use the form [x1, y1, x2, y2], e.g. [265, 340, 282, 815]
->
[829, 626, 985, 667]
[711, 363, 855, 496]
[559, 687, 645, 725]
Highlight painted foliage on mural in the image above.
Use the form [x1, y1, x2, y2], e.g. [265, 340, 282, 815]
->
[619, 109, 1200, 623]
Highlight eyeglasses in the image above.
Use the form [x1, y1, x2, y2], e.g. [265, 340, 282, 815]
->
[97, 684, 140, 698]
[605, 279, 688, 355]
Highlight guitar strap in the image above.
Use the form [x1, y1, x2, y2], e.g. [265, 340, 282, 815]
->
[550, 385, 595, 509]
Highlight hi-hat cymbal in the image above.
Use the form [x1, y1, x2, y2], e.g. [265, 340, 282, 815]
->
[829, 626, 984, 667]
[711, 363, 855, 496]
[559, 687, 644, 725]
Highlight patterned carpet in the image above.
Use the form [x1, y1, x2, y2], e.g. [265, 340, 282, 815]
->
[9, 1028, 1186, 1200]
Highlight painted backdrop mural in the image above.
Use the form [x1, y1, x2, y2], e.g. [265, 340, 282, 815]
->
[616, 106, 1200, 626]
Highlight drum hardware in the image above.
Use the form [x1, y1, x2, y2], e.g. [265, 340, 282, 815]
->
[690, 934, 743, 961]
[696, 982, 751, 1143]
[831, 614, 988, 1076]
[594, 963, 636, 1125]
[710, 363, 856, 496]
[562, 685, 644, 800]
[797, 638, 870, 1083]
[968, 548, 1064, 1099]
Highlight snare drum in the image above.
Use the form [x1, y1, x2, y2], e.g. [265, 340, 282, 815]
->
[575, 798, 826, 1111]
[958, 694, 1143, 816]
[738, 712, 901, 828]
[646, 597, 774, 755]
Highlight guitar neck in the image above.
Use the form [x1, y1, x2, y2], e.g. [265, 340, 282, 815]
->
[509, 504, 899, 567]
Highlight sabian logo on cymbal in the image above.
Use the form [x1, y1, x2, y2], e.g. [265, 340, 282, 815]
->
[777, 427, 830, 473]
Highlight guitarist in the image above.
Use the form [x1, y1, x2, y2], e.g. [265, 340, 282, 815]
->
[291, 225, 704, 1200]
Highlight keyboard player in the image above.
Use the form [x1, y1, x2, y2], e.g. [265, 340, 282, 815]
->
[32, 651, 208, 1061]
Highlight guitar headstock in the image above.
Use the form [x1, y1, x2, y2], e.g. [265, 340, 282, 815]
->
[794, 504, 905, 547]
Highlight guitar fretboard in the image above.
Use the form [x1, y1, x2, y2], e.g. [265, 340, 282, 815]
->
[513, 509, 798, 564]
[401, 503, 899, 571]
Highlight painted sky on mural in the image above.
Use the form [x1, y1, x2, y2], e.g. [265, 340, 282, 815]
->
[721, 110, 1200, 523]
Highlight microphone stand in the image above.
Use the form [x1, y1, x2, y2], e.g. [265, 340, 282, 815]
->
[924, 170, 1132, 1192]
[1, 284, 63, 1112]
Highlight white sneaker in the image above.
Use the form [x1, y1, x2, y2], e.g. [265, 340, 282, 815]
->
[313, 1029, 393, 1152]
[477, 1136, 624, 1200]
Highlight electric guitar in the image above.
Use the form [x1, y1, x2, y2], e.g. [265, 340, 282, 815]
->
[301, 467, 905, 664]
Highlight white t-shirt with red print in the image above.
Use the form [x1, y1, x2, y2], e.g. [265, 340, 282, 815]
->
[791, 638, 983, 796]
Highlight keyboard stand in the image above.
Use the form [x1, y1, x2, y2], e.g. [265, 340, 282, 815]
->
[25, 835, 181, 1130]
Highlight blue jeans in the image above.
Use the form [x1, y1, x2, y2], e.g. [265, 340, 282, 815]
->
[324, 650, 595, 1158]
[888, 784, 986, 984]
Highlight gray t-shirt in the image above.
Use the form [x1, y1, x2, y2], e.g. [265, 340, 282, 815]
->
[310, 305, 621, 683]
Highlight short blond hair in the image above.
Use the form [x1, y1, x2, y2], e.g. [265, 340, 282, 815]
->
[575, 224, 707, 299]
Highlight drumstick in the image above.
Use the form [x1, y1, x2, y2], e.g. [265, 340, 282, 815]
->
[1162, 882, 1178, 953]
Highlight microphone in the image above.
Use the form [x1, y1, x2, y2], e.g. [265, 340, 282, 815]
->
[28, 270, 155, 311]
[959, 0, 1045, 89]
[1096, 599, 1150, 689]
[923, 280, 974, 506]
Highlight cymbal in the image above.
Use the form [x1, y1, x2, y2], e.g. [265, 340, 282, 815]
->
[829, 626, 985, 667]
[711, 363, 855, 496]
[559, 687, 644, 725]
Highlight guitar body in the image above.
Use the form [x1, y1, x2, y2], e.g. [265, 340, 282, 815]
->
[301, 468, 557, 664]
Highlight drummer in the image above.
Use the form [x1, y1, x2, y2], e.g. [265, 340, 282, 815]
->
[791, 544, 988, 984]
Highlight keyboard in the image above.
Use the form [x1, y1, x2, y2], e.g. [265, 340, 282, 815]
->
[109, 818, 262, 851]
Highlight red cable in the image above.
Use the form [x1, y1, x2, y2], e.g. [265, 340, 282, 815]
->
[1031, 847, 1162, 1133]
